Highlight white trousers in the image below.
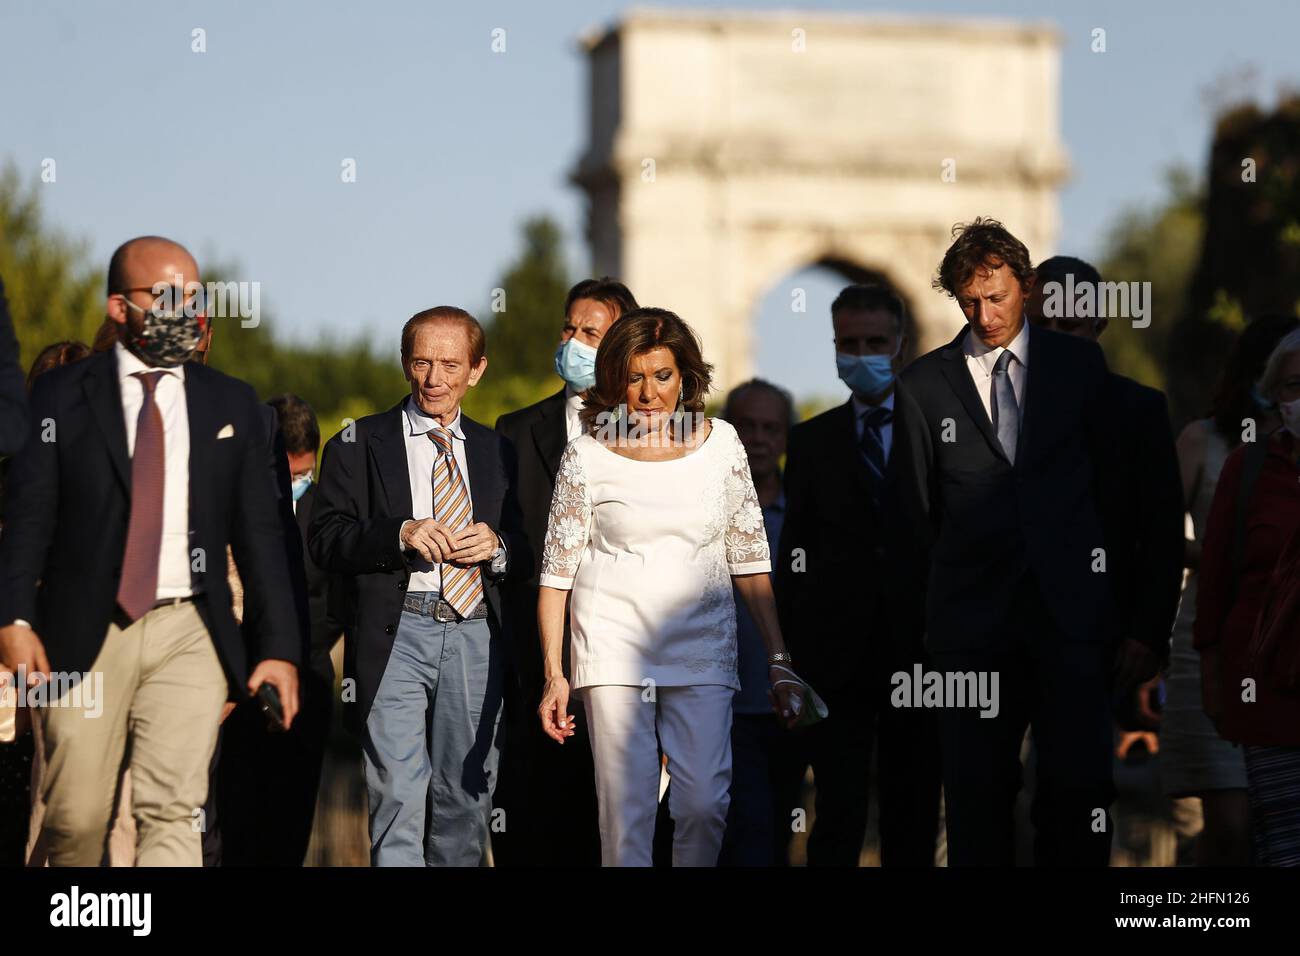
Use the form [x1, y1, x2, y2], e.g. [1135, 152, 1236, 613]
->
[583, 683, 733, 867]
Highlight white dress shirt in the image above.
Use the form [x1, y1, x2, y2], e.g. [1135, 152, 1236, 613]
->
[564, 384, 585, 443]
[400, 397, 505, 594]
[851, 389, 895, 463]
[115, 342, 194, 599]
[962, 319, 1029, 425]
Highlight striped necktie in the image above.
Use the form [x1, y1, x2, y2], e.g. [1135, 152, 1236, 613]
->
[429, 426, 483, 617]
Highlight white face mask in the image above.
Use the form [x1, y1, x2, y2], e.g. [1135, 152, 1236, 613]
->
[1279, 396, 1300, 438]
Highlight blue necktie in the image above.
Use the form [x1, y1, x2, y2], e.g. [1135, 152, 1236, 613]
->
[991, 350, 1019, 464]
[859, 405, 892, 497]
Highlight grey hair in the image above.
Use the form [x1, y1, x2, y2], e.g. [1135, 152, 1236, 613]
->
[1257, 326, 1300, 402]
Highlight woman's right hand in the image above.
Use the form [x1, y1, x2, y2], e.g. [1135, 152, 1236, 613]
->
[539, 676, 575, 744]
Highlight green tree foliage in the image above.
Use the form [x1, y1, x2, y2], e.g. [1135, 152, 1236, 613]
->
[1, 168, 573, 445]
[0, 162, 103, 366]
[1165, 94, 1300, 426]
[1097, 167, 1205, 392]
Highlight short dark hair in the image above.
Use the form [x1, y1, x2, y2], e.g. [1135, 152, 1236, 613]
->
[267, 393, 321, 455]
[830, 283, 907, 333]
[563, 277, 639, 321]
[1034, 255, 1102, 289]
[580, 307, 713, 432]
[401, 306, 486, 366]
[934, 217, 1036, 298]
[723, 378, 796, 434]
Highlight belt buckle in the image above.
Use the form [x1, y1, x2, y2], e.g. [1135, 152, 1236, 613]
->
[433, 599, 457, 623]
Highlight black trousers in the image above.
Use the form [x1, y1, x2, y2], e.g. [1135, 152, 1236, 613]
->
[774, 671, 942, 867]
[933, 582, 1115, 867]
[491, 698, 601, 867]
[204, 670, 333, 866]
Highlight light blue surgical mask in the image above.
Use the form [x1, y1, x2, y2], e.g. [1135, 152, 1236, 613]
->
[554, 337, 599, 392]
[836, 341, 901, 399]
[291, 474, 312, 502]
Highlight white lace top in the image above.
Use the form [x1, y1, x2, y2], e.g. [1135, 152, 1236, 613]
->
[539, 417, 772, 690]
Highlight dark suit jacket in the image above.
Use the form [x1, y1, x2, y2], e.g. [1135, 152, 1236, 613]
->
[894, 325, 1116, 653]
[774, 397, 927, 693]
[0, 276, 27, 457]
[308, 400, 530, 723]
[494, 387, 566, 700]
[1099, 374, 1185, 658]
[0, 349, 302, 686]
[293, 482, 343, 685]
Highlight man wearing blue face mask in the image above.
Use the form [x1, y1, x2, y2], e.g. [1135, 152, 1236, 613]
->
[494, 276, 638, 866]
[774, 283, 941, 866]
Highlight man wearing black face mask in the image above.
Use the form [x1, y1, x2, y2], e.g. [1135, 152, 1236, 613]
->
[0, 235, 301, 866]
[773, 283, 941, 866]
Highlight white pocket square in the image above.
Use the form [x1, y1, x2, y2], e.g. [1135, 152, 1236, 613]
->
[216, 424, 235, 440]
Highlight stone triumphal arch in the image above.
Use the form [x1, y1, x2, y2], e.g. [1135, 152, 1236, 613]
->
[571, 8, 1068, 390]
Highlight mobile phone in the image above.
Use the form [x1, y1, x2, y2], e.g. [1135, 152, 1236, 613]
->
[256, 682, 286, 732]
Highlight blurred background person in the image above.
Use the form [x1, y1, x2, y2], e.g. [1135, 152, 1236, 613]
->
[1195, 327, 1300, 866]
[536, 308, 797, 866]
[1164, 314, 1296, 865]
[775, 284, 940, 867]
[216, 393, 338, 865]
[494, 276, 637, 867]
[718, 378, 794, 867]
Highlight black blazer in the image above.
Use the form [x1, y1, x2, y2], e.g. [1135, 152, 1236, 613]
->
[893, 325, 1116, 653]
[293, 482, 344, 685]
[0, 276, 27, 457]
[0, 349, 302, 685]
[774, 398, 927, 693]
[494, 387, 566, 699]
[1099, 373, 1185, 658]
[308, 400, 530, 723]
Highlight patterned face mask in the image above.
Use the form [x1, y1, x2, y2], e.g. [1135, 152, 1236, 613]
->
[123, 297, 207, 367]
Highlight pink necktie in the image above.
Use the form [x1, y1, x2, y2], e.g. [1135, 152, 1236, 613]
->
[116, 371, 167, 621]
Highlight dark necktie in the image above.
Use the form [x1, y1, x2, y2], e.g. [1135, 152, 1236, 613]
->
[117, 370, 167, 621]
[859, 405, 893, 497]
[991, 350, 1019, 464]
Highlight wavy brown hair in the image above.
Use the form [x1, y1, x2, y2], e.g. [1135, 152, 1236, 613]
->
[933, 217, 1036, 298]
[579, 307, 713, 433]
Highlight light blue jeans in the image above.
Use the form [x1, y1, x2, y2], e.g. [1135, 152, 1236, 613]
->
[363, 592, 504, 866]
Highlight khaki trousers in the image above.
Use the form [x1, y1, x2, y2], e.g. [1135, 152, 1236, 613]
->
[38, 601, 227, 866]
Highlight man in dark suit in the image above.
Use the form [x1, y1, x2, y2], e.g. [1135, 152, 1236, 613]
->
[310, 306, 528, 866]
[491, 276, 637, 866]
[0, 275, 27, 457]
[893, 218, 1154, 866]
[0, 236, 301, 866]
[774, 284, 941, 866]
[215, 393, 340, 865]
[1025, 256, 1184, 681]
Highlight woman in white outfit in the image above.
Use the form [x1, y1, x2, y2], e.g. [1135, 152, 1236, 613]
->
[536, 308, 798, 866]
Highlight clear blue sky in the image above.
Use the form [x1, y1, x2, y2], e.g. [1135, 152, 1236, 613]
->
[3, 0, 1296, 401]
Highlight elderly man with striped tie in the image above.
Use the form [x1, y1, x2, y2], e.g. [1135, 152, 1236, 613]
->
[309, 307, 528, 866]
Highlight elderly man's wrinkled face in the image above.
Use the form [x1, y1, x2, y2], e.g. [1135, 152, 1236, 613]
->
[957, 261, 1028, 350]
[404, 320, 486, 421]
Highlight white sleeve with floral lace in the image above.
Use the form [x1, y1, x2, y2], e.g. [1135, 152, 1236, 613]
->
[539, 439, 592, 590]
[722, 427, 772, 575]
